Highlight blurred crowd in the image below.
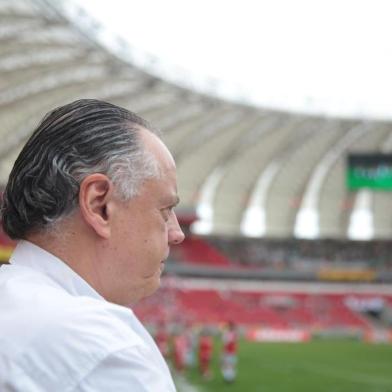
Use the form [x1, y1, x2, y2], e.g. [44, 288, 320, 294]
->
[209, 237, 392, 271]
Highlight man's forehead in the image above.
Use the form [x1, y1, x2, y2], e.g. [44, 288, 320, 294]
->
[140, 128, 175, 169]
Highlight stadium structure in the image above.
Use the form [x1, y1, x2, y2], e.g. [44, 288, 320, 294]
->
[1, 0, 392, 366]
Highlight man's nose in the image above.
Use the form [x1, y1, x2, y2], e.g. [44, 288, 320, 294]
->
[168, 213, 185, 245]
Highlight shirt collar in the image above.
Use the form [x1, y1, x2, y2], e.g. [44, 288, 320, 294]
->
[10, 240, 104, 301]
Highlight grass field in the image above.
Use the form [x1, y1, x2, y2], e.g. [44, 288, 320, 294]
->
[182, 339, 392, 392]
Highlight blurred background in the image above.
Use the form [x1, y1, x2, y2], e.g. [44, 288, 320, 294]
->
[0, 0, 392, 390]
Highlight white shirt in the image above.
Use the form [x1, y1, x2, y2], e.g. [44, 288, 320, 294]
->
[0, 241, 176, 391]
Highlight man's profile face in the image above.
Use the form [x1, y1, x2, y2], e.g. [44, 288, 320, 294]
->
[103, 129, 184, 305]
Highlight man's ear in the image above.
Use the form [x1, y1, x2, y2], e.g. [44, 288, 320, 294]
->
[78, 174, 114, 239]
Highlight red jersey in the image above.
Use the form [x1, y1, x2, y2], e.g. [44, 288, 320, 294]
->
[199, 335, 213, 360]
[223, 330, 237, 355]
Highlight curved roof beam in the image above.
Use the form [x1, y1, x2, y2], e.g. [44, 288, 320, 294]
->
[166, 105, 231, 156]
[191, 114, 268, 235]
[158, 101, 206, 131]
[8, 24, 81, 45]
[0, 77, 147, 160]
[295, 122, 371, 239]
[212, 114, 289, 235]
[0, 47, 85, 71]
[176, 110, 257, 207]
[0, 19, 44, 40]
[175, 107, 246, 161]
[347, 189, 373, 240]
[191, 167, 225, 235]
[0, 0, 37, 14]
[263, 118, 341, 237]
[240, 117, 312, 237]
[0, 63, 109, 106]
[241, 161, 280, 237]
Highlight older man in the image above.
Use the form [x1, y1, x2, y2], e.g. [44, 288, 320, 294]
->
[0, 99, 185, 391]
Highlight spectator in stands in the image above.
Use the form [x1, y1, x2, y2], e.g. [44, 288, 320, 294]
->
[0, 99, 185, 391]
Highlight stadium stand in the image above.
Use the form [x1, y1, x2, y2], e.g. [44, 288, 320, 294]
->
[171, 236, 232, 267]
[133, 278, 392, 333]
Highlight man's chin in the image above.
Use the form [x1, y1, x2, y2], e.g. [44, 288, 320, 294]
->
[140, 278, 161, 301]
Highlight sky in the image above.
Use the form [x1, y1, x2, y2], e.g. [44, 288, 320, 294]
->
[73, 0, 392, 119]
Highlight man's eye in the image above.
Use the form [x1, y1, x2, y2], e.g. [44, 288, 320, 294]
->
[161, 208, 172, 221]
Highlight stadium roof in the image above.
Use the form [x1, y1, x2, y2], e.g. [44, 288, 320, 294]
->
[1, 0, 392, 241]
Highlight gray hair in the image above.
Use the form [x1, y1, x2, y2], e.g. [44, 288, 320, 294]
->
[1, 99, 160, 239]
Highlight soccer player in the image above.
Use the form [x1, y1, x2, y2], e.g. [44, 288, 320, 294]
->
[198, 329, 213, 379]
[221, 321, 238, 382]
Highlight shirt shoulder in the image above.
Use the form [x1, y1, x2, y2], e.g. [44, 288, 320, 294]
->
[74, 344, 176, 392]
[0, 272, 149, 391]
[0, 250, 174, 391]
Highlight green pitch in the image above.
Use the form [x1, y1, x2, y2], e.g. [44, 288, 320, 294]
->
[183, 339, 392, 392]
